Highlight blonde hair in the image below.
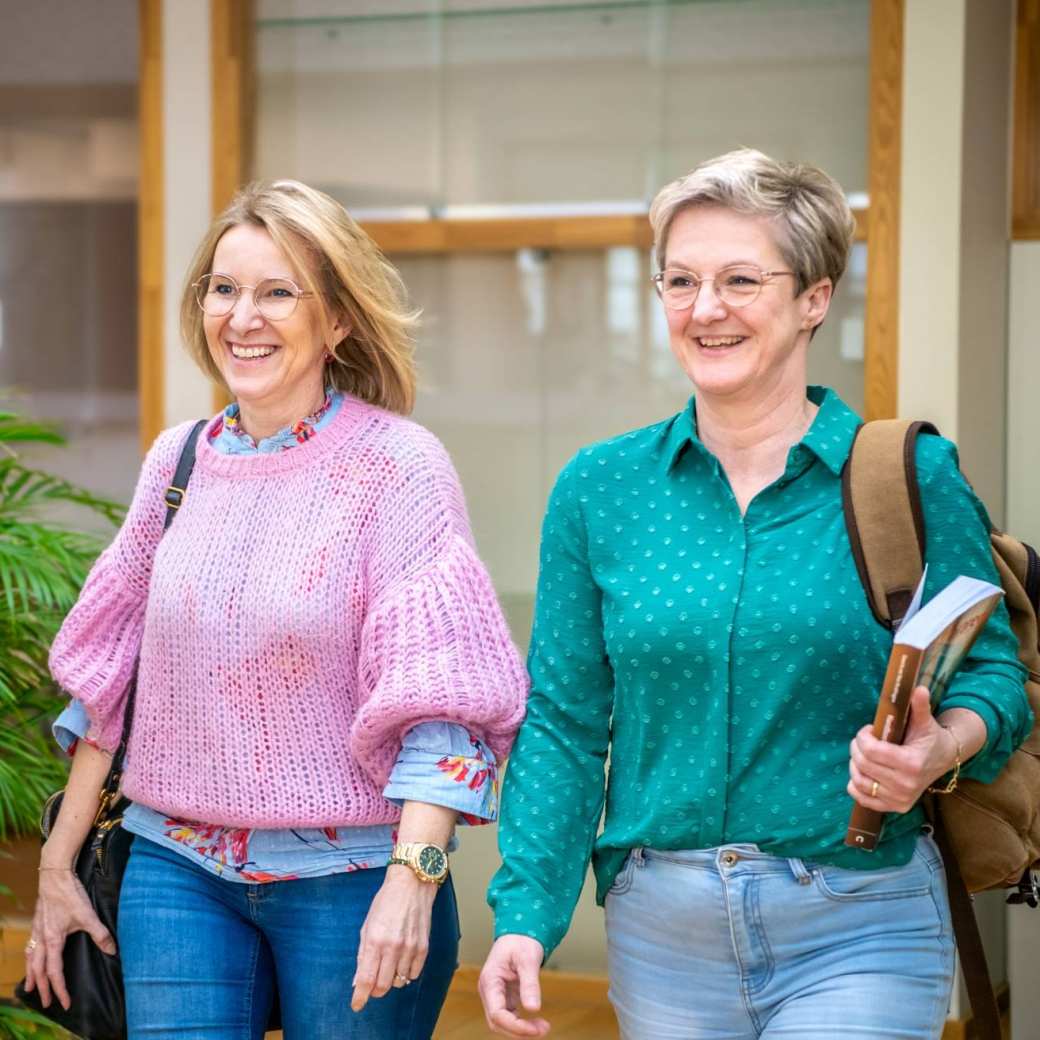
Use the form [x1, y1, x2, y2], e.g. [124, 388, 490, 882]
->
[649, 148, 856, 295]
[181, 180, 418, 414]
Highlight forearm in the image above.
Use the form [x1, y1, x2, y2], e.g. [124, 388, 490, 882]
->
[395, 800, 456, 849]
[40, 740, 113, 869]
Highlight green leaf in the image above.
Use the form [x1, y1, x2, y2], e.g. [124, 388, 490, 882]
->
[0, 409, 124, 837]
[0, 999, 74, 1039]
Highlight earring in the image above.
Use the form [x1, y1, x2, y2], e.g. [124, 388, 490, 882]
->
[324, 350, 335, 364]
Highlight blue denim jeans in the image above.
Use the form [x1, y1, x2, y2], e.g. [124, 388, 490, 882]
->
[118, 836, 459, 1039]
[605, 834, 954, 1039]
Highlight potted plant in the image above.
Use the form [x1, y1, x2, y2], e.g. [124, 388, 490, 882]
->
[0, 411, 123, 1039]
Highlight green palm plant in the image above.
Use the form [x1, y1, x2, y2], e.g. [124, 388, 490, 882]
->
[0, 1003, 72, 1040]
[0, 412, 124, 839]
[0, 411, 123, 1039]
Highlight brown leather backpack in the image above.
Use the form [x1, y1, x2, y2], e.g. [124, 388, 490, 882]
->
[842, 419, 1040, 1040]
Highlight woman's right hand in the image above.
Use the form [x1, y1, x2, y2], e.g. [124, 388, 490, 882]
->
[23, 861, 117, 1010]
[478, 934, 550, 1037]
[21, 733, 119, 1009]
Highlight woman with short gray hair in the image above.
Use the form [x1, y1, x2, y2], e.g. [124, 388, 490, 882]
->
[478, 149, 1031, 1038]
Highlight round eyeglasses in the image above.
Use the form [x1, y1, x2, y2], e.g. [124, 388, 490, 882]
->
[651, 264, 796, 311]
[193, 273, 315, 322]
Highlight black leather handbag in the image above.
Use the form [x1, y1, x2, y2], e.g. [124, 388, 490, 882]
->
[15, 420, 206, 1040]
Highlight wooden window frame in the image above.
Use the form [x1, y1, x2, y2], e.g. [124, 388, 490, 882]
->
[139, 0, 901, 438]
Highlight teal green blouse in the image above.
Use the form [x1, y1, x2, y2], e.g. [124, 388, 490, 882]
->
[488, 387, 1032, 957]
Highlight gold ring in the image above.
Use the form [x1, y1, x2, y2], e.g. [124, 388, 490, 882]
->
[393, 972, 410, 987]
[871, 780, 880, 798]
[24, 938, 38, 954]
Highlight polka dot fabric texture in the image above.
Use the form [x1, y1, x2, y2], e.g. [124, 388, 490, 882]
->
[488, 386, 1031, 958]
[49, 397, 528, 828]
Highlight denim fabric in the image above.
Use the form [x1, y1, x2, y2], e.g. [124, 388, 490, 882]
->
[605, 834, 954, 1039]
[118, 836, 459, 1039]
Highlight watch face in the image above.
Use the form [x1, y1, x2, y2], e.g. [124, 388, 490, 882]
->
[417, 845, 447, 878]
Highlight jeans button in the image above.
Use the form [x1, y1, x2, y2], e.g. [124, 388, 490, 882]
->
[721, 851, 739, 867]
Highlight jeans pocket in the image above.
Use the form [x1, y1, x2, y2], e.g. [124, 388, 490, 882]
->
[607, 850, 640, 898]
[813, 855, 932, 903]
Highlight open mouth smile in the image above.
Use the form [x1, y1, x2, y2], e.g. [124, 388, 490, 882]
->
[696, 335, 747, 350]
[227, 342, 279, 361]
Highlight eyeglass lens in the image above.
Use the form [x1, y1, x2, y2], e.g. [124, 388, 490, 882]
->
[656, 266, 766, 310]
[195, 274, 302, 321]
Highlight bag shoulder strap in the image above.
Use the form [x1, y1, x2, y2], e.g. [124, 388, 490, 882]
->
[841, 418, 938, 628]
[162, 420, 208, 531]
[115, 419, 207, 759]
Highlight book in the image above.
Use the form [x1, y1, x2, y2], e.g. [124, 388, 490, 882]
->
[843, 570, 1004, 851]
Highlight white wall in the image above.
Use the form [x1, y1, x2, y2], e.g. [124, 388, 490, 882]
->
[1006, 240, 1040, 1040]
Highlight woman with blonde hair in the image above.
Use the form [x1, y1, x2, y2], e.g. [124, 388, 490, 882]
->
[479, 149, 1031, 1039]
[24, 180, 528, 1039]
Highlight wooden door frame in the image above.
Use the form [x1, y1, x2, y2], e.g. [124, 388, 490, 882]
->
[1014, 0, 1040, 238]
[138, 0, 164, 453]
[864, 0, 903, 421]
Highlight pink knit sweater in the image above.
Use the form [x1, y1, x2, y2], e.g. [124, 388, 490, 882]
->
[50, 397, 529, 828]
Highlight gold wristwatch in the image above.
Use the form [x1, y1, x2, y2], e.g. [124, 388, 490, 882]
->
[388, 842, 449, 885]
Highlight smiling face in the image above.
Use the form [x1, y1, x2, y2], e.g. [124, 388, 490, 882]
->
[203, 223, 346, 429]
[661, 205, 832, 405]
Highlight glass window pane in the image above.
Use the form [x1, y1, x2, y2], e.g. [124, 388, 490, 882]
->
[256, 0, 870, 207]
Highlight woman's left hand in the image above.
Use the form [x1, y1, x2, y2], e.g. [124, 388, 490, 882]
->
[351, 866, 439, 1012]
[847, 685, 960, 814]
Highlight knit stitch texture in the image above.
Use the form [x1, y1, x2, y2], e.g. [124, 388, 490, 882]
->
[50, 397, 528, 827]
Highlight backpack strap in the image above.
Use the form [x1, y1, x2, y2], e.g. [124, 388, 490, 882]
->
[842, 418, 1002, 1040]
[841, 419, 938, 628]
[930, 816, 1005, 1040]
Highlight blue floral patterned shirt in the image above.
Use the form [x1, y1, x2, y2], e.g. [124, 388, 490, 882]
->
[54, 391, 499, 882]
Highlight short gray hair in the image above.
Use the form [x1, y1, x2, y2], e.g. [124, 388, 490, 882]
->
[649, 148, 857, 294]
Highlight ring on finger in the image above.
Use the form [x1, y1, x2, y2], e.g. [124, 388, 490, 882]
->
[393, 972, 411, 987]
[24, 938, 38, 954]
[870, 779, 880, 798]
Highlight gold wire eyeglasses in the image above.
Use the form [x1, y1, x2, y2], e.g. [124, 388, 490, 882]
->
[193, 273, 315, 322]
[651, 264, 796, 310]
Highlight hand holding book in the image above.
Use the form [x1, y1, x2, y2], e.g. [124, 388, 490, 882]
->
[847, 685, 979, 820]
[844, 573, 1003, 851]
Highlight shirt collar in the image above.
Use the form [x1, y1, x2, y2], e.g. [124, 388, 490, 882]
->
[207, 390, 341, 455]
[798, 385, 861, 476]
[660, 397, 700, 473]
[661, 385, 860, 477]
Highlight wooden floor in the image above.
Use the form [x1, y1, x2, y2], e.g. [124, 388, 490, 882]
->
[264, 968, 618, 1040]
[428, 967, 619, 1040]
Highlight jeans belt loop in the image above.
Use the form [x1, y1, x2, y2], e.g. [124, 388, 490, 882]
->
[787, 857, 813, 885]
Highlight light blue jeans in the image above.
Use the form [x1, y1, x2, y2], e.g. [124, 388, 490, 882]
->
[605, 834, 955, 1039]
[118, 836, 459, 1039]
